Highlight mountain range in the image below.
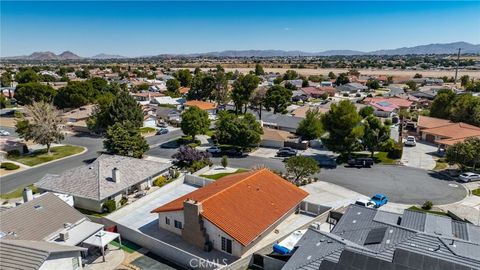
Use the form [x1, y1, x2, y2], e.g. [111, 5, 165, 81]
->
[3, 42, 479, 60]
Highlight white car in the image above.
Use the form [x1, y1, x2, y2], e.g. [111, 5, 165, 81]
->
[458, 172, 480, 182]
[206, 146, 222, 154]
[355, 199, 375, 208]
[0, 130, 10, 136]
[404, 136, 416, 146]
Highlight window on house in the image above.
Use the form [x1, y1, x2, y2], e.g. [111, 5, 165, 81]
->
[174, 220, 183, 229]
[72, 257, 80, 270]
[221, 237, 232, 254]
[165, 217, 170, 225]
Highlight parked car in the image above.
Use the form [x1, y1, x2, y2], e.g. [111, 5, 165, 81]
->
[0, 130, 10, 136]
[404, 136, 416, 146]
[157, 121, 168, 128]
[318, 157, 337, 169]
[320, 99, 329, 105]
[156, 128, 169, 135]
[370, 194, 388, 208]
[206, 146, 222, 154]
[223, 148, 244, 157]
[276, 147, 298, 157]
[355, 199, 375, 208]
[458, 172, 480, 182]
[347, 157, 374, 168]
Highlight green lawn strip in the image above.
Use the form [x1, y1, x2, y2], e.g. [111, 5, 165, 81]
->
[139, 127, 157, 134]
[8, 145, 84, 166]
[337, 152, 397, 165]
[408, 206, 448, 216]
[434, 160, 448, 171]
[472, 189, 480, 197]
[0, 185, 38, 199]
[201, 169, 249, 180]
[110, 239, 141, 253]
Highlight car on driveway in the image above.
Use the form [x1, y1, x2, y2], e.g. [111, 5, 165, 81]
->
[206, 146, 222, 154]
[276, 147, 297, 157]
[404, 136, 416, 146]
[347, 157, 374, 168]
[370, 194, 388, 208]
[458, 172, 480, 182]
[156, 128, 169, 135]
[0, 130, 10, 136]
[355, 199, 375, 208]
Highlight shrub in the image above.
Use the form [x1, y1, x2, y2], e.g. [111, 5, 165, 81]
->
[0, 162, 20, 170]
[422, 200, 433, 210]
[153, 176, 168, 187]
[7, 150, 21, 158]
[103, 199, 117, 213]
[221, 156, 228, 168]
[189, 160, 208, 173]
[120, 197, 128, 206]
[384, 119, 392, 126]
[387, 143, 403, 159]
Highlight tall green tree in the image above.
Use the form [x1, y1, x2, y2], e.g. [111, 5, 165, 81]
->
[285, 156, 320, 183]
[15, 82, 57, 105]
[264, 85, 292, 114]
[429, 89, 455, 119]
[255, 64, 265, 76]
[175, 69, 192, 87]
[359, 106, 374, 118]
[446, 137, 480, 170]
[54, 81, 94, 109]
[188, 72, 216, 101]
[215, 111, 263, 150]
[15, 69, 39, 83]
[166, 78, 181, 96]
[283, 70, 298, 80]
[296, 108, 323, 140]
[213, 69, 229, 106]
[15, 101, 64, 154]
[250, 87, 267, 120]
[231, 74, 260, 114]
[405, 81, 417, 91]
[104, 121, 149, 158]
[335, 73, 350, 85]
[328, 72, 336, 79]
[181, 106, 210, 140]
[362, 115, 390, 157]
[450, 94, 480, 126]
[460, 75, 470, 87]
[0, 72, 12, 87]
[321, 100, 363, 156]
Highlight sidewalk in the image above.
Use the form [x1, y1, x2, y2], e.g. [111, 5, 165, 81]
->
[438, 182, 480, 225]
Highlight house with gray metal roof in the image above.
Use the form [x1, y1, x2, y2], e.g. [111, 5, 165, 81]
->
[336, 83, 368, 94]
[277, 204, 480, 270]
[0, 239, 86, 270]
[36, 154, 172, 213]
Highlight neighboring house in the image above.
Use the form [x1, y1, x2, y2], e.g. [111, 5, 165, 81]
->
[416, 116, 480, 149]
[184, 100, 217, 118]
[131, 92, 164, 102]
[62, 105, 95, 123]
[363, 97, 413, 118]
[282, 80, 303, 89]
[385, 86, 406, 97]
[36, 155, 172, 213]
[320, 81, 333, 87]
[156, 107, 181, 123]
[0, 136, 27, 156]
[151, 169, 308, 257]
[153, 96, 186, 108]
[291, 106, 329, 119]
[300, 87, 325, 99]
[280, 204, 480, 270]
[261, 127, 297, 148]
[336, 83, 368, 94]
[259, 111, 303, 133]
[0, 239, 86, 270]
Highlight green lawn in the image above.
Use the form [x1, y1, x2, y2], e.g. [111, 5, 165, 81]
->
[337, 152, 398, 165]
[408, 206, 448, 216]
[76, 208, 110, 217]
[201, 169, 249, 180]
[9, 145, 84, 166]
[0, 185, 38, 199]
[110, 239, 141, 253]
[139, 127, 157, 134]
[434, 159, 449, 171]
[473, 188, 480, 197]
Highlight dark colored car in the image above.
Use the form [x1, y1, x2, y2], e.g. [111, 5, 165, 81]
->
[347, 157, 374, 168]
[156, 128, 169, 135]
[318, 157, 337, 168]
[276, 147, 298, 157]
[223, 148, 244, 157]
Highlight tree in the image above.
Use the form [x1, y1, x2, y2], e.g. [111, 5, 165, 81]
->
[296, 108, 323, 140]
[15, 82, 57, 105]
[104, 121, 149, 158]
[284, 81, 297, 90]
[264, 85, 292, 114]
[446, 137, 480, 170]
[449, 94, 480, 126]
[466, 81, 480, 92]
[15, 101, 64, 154]
[429, 89, 455, 119]
[221, 155, 228, 168]
[213, 69, 229, 106]
[0, 72, 12, 87]
[460, 75, 470, 87]
[175, 69, 192, 87]
[285, 156, 320, 183]
[348, 69, 360, 77]
[181, 106, 210, 140]
[302, 79, 309, 87]
[359, 106, 374, 118]
[321, 100, 363, 157]
[215, 111, 263, 150]
[328, 72, 336, 79]
[231, 74, 260, 114]
[166, 79, 180, 96]
[283, 70, 298, 80]
[362, 115, 390, 157]
[75, 69, 90, 79]
[15, 69, 39, 83]
[172, 145, 212, 168]
[405, 81, 417, 91]
[255, 64, 265, 76]
[335, 73, 349, 85]
[366, 79, 380, 90]
[54, 81, 94, 109]
[413, 73, 423, 78]
[250, 87, 267, 120]
[188, 72, 216, 101]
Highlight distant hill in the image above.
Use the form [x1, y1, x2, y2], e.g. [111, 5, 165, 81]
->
[91, 53, 127, 59]
[3, 42, 479, 60]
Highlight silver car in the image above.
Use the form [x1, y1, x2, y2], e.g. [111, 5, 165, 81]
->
[458, 172, 480, 182]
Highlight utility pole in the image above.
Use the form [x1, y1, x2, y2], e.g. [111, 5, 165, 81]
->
[454, 48, 461, 85]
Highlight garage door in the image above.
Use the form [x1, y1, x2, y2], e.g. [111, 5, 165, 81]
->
[425, 134, 436, 142]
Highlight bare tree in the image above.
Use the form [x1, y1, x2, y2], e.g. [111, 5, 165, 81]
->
[15, 101, 64, 154]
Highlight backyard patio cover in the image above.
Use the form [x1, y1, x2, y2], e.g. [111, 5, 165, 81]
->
[83, 230, 120, 248]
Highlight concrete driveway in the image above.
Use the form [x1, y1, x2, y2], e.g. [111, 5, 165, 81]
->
[401, 141, 438, 170]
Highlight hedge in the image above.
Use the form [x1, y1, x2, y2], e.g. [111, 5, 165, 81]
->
[0, 162, 20, 170]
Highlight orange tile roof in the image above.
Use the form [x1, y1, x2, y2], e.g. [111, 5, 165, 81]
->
[417, 115, 452, 129]
[151, 169, 308, 246]
[423, 122, 480, 139]
[179, 87, 190, 94]
[262, 127, 295, 141]
[184, 100, 217, 110]
[363, 97, 413, 108]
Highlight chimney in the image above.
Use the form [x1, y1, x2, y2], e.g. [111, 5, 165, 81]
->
[23, 187, 33, 203]
[112, 167, 120, 183]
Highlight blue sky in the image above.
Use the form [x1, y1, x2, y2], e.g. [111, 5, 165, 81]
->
[1, 1, 479, 57]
